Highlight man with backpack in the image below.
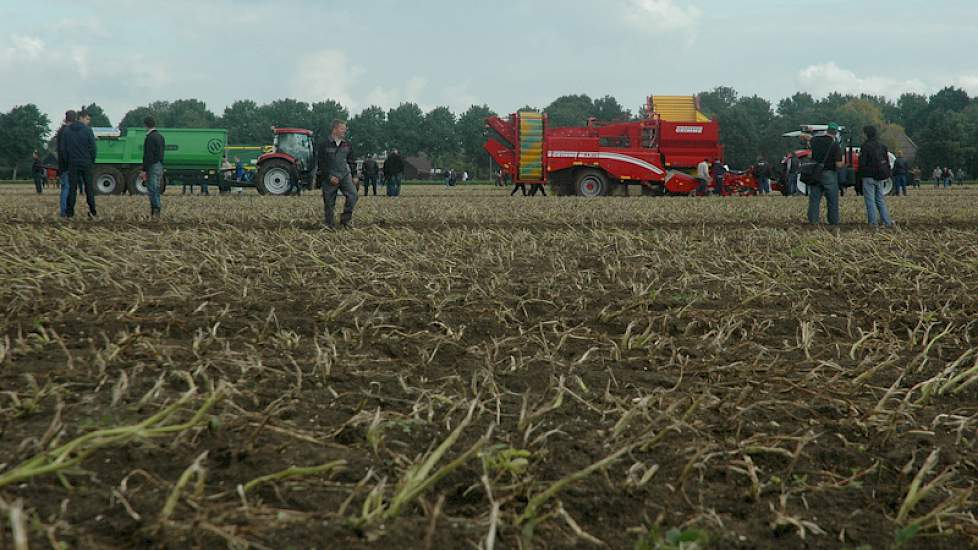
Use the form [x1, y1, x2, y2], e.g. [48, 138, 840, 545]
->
[856, 125, 894, 228]
[805, 123, 844, 225]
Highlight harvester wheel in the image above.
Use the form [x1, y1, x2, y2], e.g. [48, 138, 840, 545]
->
[574, 169, 608, 198]
[92, 166, 125, 195]
[256, 159, 295, 196]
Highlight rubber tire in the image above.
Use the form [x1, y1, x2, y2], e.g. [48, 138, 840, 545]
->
[574, 169, 609, 197]
[92, 166, 125, 196]
[256, 159, 295, 196]
[127, 170, 148, 195]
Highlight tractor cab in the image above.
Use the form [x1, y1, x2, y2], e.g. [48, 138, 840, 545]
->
[270, 128, 314, 171]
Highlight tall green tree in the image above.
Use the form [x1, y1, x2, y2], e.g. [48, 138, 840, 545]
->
[457, 104, 496, 176]
[259, 99, 313, 131]
[386, 102, 425, 156]
[80, 103, 111, 127]
[310, 100, 350, 138]
[698, 86, 739, 117]
[895, 93, 930, 137]
[167, 99, 217, 128]
[349, 106, 387, 155]
[421, 106, 458, 165]
[544, 94, 593, 128]
[592, 95, 631, 122]
[119, 101, 171, 130]
[916, 109, 968, 172]
[929, 87, 970, 113]
[220, 100, 269, 145]
[0, 104, 50, 179]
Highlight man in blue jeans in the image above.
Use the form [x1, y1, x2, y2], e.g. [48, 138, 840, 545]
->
[140, 116, 165, 219]
[383, 149, 405, 197]
[55, 110, 77, 217]
[807, 123, 844, 225]
[856, 125, 894, 228]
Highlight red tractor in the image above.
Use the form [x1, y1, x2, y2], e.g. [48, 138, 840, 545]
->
[484, 95, 760, 197]
[255, 127, 316, 195]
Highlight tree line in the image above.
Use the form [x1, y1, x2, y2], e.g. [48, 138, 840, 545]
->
[2, 88, 975, 179]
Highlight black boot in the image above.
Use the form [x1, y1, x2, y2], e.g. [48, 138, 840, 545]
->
[151, 207, 160, 219]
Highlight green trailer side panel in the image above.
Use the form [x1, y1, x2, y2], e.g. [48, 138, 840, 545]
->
[95, 128, 228, 172]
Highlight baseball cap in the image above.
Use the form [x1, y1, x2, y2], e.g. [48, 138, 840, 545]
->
[827, 122, 840, 132]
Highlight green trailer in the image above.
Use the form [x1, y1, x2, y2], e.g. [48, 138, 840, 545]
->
[93, 128, 227, 195]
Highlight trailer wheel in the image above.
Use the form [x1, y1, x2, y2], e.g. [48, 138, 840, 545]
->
[92, 166, 125, 195]
[574, 169, 608, 198]
[256, 159, 294, 196]
[127, 170, 149, 195]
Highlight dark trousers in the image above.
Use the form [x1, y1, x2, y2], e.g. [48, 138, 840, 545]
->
[67, 166, 96, 218]
[33, 174, 45, 194]
[510, 183, 526, 196]
[362, 174, 378, 195]
[529, 183, 546, 196]
[714, 175, 725, 195]
[286, 176, 302, 196]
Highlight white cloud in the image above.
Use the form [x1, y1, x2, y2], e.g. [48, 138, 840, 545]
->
[0, 35, 44, 65]
[796, 62, 929, 98]
[293, 50, 365, 108]
[953, 75, 978, 96]
[622, 0, 702, 32]
[365, 76, 430, 110]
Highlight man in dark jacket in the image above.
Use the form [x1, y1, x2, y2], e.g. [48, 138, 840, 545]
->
[383, 149, 405, 197]
[62, 110, 98, 219]
[891, 151, 909, 196]
[55, 110, 77, 217]
[856, 125, 894, 227]
[361, 154, 379, 196]
[752, 156, 771, 195]
[807, 123, 844, 225]
[141, 116, 165, 218]
[316, 120, 358, 228]
[31, 151, 45, 194]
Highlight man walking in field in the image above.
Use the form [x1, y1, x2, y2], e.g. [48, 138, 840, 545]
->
[62, 109, 98, 219]
[807, 123, 844, 226]
[711, 158, 726, 196]
[383, 149, 404, 197]
[140, 116, 165, 219]
[753, 156, 771, 195]
[317, 120, 359, 229]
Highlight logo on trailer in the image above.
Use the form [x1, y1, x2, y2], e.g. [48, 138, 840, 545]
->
[675, 126, 704, 134]
[207, 139, 225, 155]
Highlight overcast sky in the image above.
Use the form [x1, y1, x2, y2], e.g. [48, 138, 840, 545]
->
[2, 0, 977, 127]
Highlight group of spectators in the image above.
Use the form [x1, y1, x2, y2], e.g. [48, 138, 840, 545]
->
[358, 151, 405, 197]
[930, 166, 965, 188]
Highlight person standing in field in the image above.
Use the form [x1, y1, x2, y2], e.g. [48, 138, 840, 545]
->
[942, 167, 952, 188]
[62, 109, 98, 219]
[696, 158, 710, 195]
[362, 154, 379, 196]
[807, 123, 844, 226]
[383, 149, 404, 197]
[529, 181, 547, 196]
[55, 110, 76, 217]
[711, 158, 726, 196]
[31, 151, 45, 194]
[856, 125, 894, 228]
[786, 152, 801, 195]
[753, 156, 771, 195]
[891, 150, 909, 196]
[932, 167, 941, 188]
[140, 116, 165, 219]
[317, 119, 359, 229]
[510, 178, 527, 196]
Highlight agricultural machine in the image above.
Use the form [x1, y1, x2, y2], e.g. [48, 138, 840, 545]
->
[92, 127, 227, 195]
[780, 124, 895, 196]
[255, 127, 316, 195]
[484, 95, 760, 197]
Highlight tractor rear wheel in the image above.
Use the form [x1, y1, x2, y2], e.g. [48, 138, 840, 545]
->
[574, 169, 609, 198]
[256, 159, 294, 196]
[92, 166, 125, 195]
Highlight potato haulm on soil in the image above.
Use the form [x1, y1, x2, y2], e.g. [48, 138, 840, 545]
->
[1, 185, 977, 549]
